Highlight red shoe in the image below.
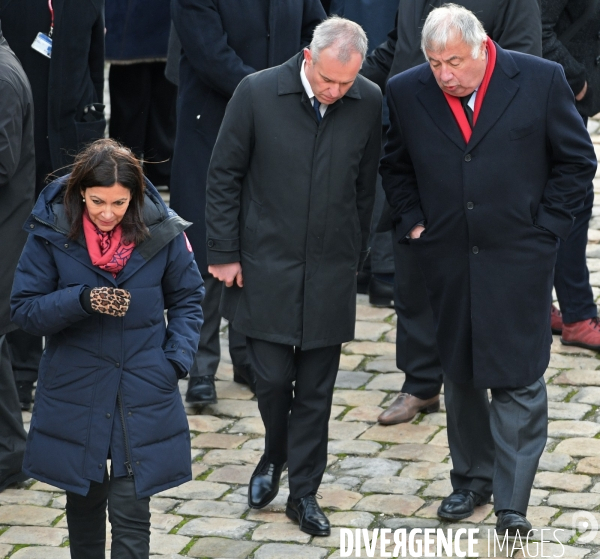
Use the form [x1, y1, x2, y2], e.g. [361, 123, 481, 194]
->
[561, 317, 600, 351]
[551, 305, 563, 334]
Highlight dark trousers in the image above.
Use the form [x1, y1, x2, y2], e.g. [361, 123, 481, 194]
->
[445, 376, 547, 514]
[247, 338, 341, 499]
[0, 335, 27, 487]
[5, 328, 42, 383]
[66, 469, 150, 559]
[109, 62, 177, 188]
[189, 274, 247, 378]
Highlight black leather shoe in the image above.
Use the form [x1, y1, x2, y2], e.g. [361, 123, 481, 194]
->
[496, 510, 532, 538]
[368, 276, 394, 308]
[437, 489, 490, 521]
[248, 457, 286, 509]
[233, 365, 257, 394]
[286, 494, 331, 536]
[185, 376, 217, 405]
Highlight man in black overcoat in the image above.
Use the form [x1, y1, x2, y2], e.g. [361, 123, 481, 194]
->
[171, 0, 325, 405]
[205, 17, 382, 536]
[381, 5, 596, 535]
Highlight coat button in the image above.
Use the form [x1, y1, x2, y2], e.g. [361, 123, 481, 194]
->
[464, 154, 472, 162]
[106, 413, 111, 418]
[64, 243, 69, 248]
[196, 115, 201, 119]
[467, 202, 474, 210]
[98, 464, 103, 469]
[136, 461, 140, 465]
[472, 246, 479, 254]
[207, 240, 214, 248]
[128, 411, 132, 417]
[115, 362, 120, 368]
[29, 224, 35, 229]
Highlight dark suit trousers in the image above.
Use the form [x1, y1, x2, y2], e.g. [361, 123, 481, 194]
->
[247, 338, 341, 499]
[5, 328, 42, 383]
[445, 376, 547, 514]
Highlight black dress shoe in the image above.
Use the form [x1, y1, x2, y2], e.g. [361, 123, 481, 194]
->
[496, 510, 532, 538]
[248, 457, 286, 509]
[368, 275, 394, 308]
[286, 494, 331, 536]
[185, 376, 217, 404]
[233, 365, 257, 394]
[437, 489, 490, 521]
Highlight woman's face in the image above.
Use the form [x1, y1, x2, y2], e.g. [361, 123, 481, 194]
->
[82, 183, 132, 232]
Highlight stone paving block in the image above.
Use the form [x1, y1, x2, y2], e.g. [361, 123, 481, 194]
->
[365, 373, 406, 392]
[329, 511, 375, 528]
[327, 439, 381, 456]
[554, 437, 600, 456]
[29, 481, 65, 493]
[332, 476, 362, 491]
[554, 370, 600, 386]
[572, 386, 600, 405]
[382, 517, 440, 530]
[428, 429, 449, 447]
[547, 420, 600, 438]
[355, 306, 394, 322]
[534, 471, 592, 492]
[332, 390, 386, 407]
[203, 449, 263, 467]
[547, 385, 574, 402]
[577, 456, 600, 474]
[379, 443, 449, 463]
[50, 495, 66, 509]
[422, 479, 453, 498]
[254, 543, 328, 559]
[328, 420, 369, 440]
[158, 480, 229, 500]
[177, 499, 247, 518]
[330, 405, 345, 420]
[150, 497, 179, 514]
[206, 465, 254, 484]
[205, 399, 261, 418]
[335, 370, 372, 389]
[177, 517, 256, 538]
[549, 354, 598, 369]
[354, 321, 393, 342]
[246, 510, 289, 523]
[354, 494, 424, 516]
[365, 359, 398, 373]
[344, 341, 396, 357]
[399, 462, 452, 480]
[361, 476, 424, 495]
[150, 532, 190, 555]
[548, 493, 600, 510]
[252, 522, 311, 544]
[414, 500, 442, 519]
[527, 506, 559, 526]
[0, 544, 12, 558]
[384, 328, 396, 343]
[0, 526, 68, 546]
[538, 451, 572, 472]
[215, 361, 234, 381]
[0, 505, 62, 526]
[336, 457, 403, 478]
[359, 423, 438, 444]
[187, 414, 232, 434]
[515, 543, 590, 559]
[462, 503, 494, 524]
[191, 433, 249, 449]
[215, 380, 255, 400]
[341, 406, 383, 423]
[319, 487, 363, 510]
[0, 489, 51, 506]
[548, 401, 592, 420]
[419, 412, 447, 426]
[9, 548, 70, 559]
[187, 537, 258, 558]
[151, 513, 183, 533]
[228, 417, 266, 435]
[339, 354, 363, 371]
[191, 462, 208, 479]
[529, 488, 550, 507]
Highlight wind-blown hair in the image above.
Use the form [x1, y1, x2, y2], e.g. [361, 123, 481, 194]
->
[310, 15, 368, 64]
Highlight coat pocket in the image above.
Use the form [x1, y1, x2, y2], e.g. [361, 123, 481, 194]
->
[509, 120, 538, 141]
[74, 117, 107, 152]
[241, 200, 262, 254]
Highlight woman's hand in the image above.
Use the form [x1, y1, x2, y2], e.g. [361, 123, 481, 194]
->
[90, 287, 131, 317]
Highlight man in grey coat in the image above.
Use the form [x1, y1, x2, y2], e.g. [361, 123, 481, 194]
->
[205, 17, 381, 536]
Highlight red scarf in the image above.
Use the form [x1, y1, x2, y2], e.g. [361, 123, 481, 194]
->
[83, 211, 135, 277]
[443, 37, 497, 144]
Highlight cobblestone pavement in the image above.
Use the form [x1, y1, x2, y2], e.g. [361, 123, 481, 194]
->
[4, 137, 600, 559]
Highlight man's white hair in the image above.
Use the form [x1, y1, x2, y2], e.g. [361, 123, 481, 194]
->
[310, 15, 368, 63]
[421, 4, 487, 59]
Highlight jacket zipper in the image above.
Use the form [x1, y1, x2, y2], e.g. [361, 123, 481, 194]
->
[117, 390, 134, 477]
[33, 215, 67, 235]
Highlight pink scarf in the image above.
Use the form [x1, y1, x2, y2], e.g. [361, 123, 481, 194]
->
[83, 211, 135, 277]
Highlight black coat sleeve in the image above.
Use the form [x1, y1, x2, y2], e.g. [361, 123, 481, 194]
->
[172, 0, 256, 98]
[359, 12, 398, 90]
[89, 5, 105, 104]
[0, 80, 22, 188]
[491, 0, 542, 56]
[541, 0, 587, 96]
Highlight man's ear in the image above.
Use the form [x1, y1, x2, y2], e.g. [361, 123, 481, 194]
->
[304, 47, 313, 66]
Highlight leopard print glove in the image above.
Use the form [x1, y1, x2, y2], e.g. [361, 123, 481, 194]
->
[89, 287, 131, 317]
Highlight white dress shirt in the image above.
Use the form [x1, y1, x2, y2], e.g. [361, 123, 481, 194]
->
[301, 60, 327, 117]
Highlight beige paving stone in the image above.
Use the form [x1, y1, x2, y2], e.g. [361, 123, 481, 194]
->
[192, 462, 208, 479]
[365, 373, 406, 392]
[419, 412, 447, 426]
[514, 543, 590, 559]
[215, 380, 255, 400]
[365, 358, 398, 373]
[206, 464, 254, 484]
[150, 497, 180, 514]
[341, 406, 383, 422]
[254, 543, 328, 559]
[151, 513, 183, 533]
[215, 361, 234, 381]
[425, 429, 448, 447]
[332, 390, 386, 407]
[547, 385, 573, 401]
[577, 456, 600, 474]
[319, 487, 363, 510]
[0, 526, 68, 546]
[384, 328, 396, 343]
[228, 417, 265, 435]
[361, 476, 424, 495]
[554, 437, 600, 457]
[252, 521, 311, 544]
[205, 399, 261, 418]
[246, 510, 289, 523]
[335, 370, 373, 389]
[177, 499, 247, 518]
[0, 505, 62, 526]
[549, 354, 598, 369]
[328, 420, 369, 440]
[529, 488, 550, 507]
[202, 448, 262, 467]
[329, 511, 375, 528]
[9, 548, 71, 559]
[191, 433, 249, 449]
[553, 370, 600, 386]
[527, 506, 559, 526]
[422, 479, 453, 498]
[355, 306, 394, 322]
[0, 489, 51, 506]
[547, 420, 600, 438]
[354, 321, 393, 342]
[400, 461, 452, 480]
[327, 439, 381, 456]
[534, 472, 592, 492]
[379, 443, 449, 463]
[339, 354, 364, 371]
[150, 532, 190, 555]
[187, 536, 258, 558]
[359, 423, 438, 444]
[547, 401, 592, 420]
[572, 386, 600, 405]
[344, 341, 396, 357]
[538, 451, 572, 472]
[29, 481, 64, 493]
[553, 510, 600, 530]
[187, 414, 232, 433]
[548, 493, 600, 510]
[177, 517, 256, 538]
[158, 480, 229, 500]
[354, 494, 424, 516]
[330, 405, 345, 420]
[460, 503, 494, 524]
[0, 544, 12, 558]
[336, 457, 402, 477]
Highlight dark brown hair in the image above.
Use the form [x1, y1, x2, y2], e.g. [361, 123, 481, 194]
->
[64, 139, 149, 244]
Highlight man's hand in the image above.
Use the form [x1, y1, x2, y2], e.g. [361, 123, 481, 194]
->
[410, 225, 426, 239]
[576, 81, 588, 101]
[208, 262, 243, 287]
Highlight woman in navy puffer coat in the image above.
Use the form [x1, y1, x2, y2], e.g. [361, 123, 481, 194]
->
[10, 139, 204, 558]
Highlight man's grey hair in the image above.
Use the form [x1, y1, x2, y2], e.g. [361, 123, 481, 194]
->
[310, 16, 368, 63]
[421, 4, 487, 59]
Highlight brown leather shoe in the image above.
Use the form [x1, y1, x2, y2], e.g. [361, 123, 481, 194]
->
[551, 304, 563, 334]
[561, 317, 600, 351]
[377, 393, 440, 425]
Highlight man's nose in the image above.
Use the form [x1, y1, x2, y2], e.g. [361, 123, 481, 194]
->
[440, 66, 454, 83]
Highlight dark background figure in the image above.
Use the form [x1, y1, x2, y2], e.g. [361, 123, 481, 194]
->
[165, 23, 182, 87]
[329, 0, 399, 308]
[0, 0, 105, 411]
[360, 0, 543, 426]
[0, 21, 35, 490]
[170, 0, 326, 405]
[106, 0, 177, 189]
[542, 0, 600, 350]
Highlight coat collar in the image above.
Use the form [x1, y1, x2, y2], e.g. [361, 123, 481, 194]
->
[416, 42, 520, 152]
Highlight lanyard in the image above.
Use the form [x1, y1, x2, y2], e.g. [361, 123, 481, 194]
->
[48, 0, 54, 38]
